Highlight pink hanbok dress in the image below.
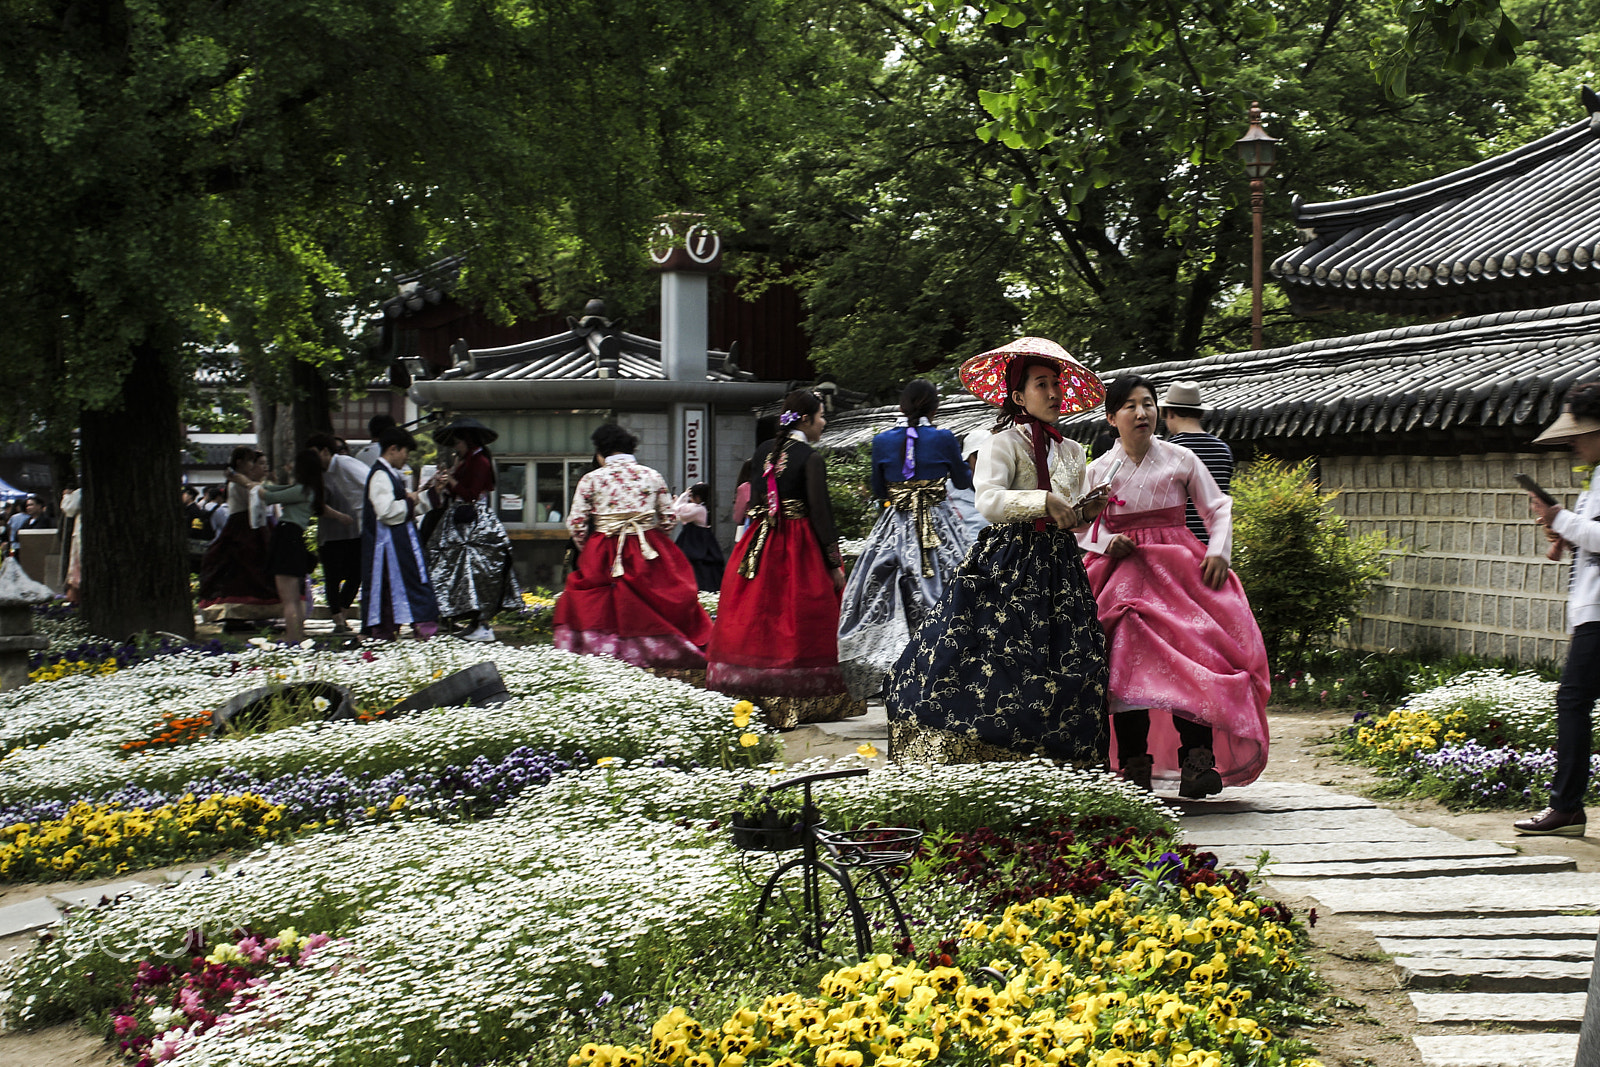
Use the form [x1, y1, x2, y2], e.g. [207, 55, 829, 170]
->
[1078, 437, 1270, 787]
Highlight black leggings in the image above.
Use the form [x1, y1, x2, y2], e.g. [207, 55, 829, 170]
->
[1112, 709, 1213, 761]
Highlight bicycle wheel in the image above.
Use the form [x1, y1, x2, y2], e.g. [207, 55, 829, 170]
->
[756, 856, 872, 960]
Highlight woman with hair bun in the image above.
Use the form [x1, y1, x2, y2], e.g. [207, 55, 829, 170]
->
[886, 338, 1111, 765]
[836, 379, 974, 699]
[554, 423, 712, 668]
[707, 389, 860, 727]
[1079, 374, 1269, 798]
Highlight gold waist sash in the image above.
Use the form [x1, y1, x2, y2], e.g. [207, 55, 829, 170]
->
[885, 479, 947, 577]
[593, 510, 660, 577]
[737, 499, 809, 579]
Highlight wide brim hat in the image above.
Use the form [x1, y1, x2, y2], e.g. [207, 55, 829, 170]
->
[435, 416, 499, 445]
[959, 337, 1105, 413]
[1534, 411, 1600, 444]
[1160, 380, 1208, 410]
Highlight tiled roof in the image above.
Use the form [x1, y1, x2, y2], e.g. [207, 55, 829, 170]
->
[432, 328, 749, 383]
[818, 300, 1600, 451]
[1272, 105, 1600, 316]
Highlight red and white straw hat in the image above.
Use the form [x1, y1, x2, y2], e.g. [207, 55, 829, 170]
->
[958, 337, 1105, 413]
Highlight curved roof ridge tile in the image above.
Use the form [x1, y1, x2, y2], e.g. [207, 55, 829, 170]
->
[1293, 119, 1592, 231]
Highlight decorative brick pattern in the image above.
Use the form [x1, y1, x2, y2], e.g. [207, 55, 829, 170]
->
[1323, 454, 1584, 663]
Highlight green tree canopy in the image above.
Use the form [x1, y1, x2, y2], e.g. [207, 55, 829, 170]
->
[1, 0, 809, 635]
[746, 0, 1584, 395]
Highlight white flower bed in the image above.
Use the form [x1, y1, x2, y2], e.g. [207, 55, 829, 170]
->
[1395, 668, 1558, 740]
[0, 643, 763, 802]
[0, 760, 1170, 1064]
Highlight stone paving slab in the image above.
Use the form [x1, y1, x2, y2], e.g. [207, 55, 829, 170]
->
[1378, 936, 1599, 961]
[48, 880, 159, 910]
[1170, 788, 1378, 813]
[1184, 809, 1427, 833]
[1276, 872, 1600, 916]
[1265, 854, 1576, 879]
[1205, 840, 1515, 866]
[1413, 1033, 1579, 1067]
[0, 897, 61, 938]
[1409, 991, 1587, 1024]
[1358, 916, 1600, 940]
[1395, 956, 1592, 991]
[1187, 825, 1460, 848]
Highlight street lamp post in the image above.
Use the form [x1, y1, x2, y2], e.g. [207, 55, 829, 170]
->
[1234, 102, 1279, 350]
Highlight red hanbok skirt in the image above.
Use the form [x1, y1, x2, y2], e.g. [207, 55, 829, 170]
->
[707, 518, 847, 697]
[554, 528, 712, 669]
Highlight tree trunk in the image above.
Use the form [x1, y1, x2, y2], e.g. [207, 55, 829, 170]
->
[80, 344, 195, 639]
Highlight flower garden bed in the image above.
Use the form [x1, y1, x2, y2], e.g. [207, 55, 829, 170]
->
[1, 633, 1325, 1066]
[1336, 667, 1598, 808]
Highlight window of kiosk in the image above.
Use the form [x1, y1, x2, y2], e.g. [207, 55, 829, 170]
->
[495, 462, 526, 525]
[533, 462, 568, 525]
[494, 458, 593, 528]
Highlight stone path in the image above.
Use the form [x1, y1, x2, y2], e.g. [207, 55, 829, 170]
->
[1177, 780, 1597, 1067]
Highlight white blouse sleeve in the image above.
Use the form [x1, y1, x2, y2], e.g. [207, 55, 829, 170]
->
[368, 468, 410, 526]
[1076, 452, 1114, 555]
[975, 431, 1048, 523]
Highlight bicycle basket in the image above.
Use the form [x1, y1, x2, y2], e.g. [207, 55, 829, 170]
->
[813, 826, 922, 868]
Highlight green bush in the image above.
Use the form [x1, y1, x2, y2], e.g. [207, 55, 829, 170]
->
[825, 444, 880, 541]
[1232, 457, 1395, 665]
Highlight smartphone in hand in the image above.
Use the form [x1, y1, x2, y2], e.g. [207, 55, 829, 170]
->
[1516, 473, 1558, 507]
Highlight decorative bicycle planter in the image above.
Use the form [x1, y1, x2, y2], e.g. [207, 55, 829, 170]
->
[731, 767, 922, 961]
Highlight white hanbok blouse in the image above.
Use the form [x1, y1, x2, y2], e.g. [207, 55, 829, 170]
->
[974, 424, 1090, 524]
[1077, 437, 1233, 561]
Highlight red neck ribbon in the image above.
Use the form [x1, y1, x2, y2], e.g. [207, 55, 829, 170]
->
[1013, 414, 1063, 531]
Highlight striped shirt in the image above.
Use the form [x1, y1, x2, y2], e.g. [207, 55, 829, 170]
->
[1166, 432, 1233, 545]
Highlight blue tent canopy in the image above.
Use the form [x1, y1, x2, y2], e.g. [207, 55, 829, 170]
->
[0, 477, 30, 500]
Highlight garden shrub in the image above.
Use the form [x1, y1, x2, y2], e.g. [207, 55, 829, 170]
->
[1231, 458, 1393, 666]
[825, 445, 880, 541]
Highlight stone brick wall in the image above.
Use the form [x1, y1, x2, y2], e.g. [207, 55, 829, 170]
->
[1322, 452, 1585, 663]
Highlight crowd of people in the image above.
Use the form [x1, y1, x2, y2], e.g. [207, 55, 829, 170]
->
[193, 414, 520, 643]
[549, 337, 1271, 794]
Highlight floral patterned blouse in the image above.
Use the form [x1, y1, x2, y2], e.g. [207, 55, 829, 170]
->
[566, 454, 676, 549]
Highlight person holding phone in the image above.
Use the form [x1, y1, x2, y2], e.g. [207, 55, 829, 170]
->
[1078, 375, 1270, 798]
[1514, 382, 1600, 835]
[885, 338, 1111, 765]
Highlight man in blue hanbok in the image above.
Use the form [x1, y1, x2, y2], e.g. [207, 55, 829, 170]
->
[360, 427, 440, 640]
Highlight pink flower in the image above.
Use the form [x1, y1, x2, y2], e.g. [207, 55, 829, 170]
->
[113, 1015, 139, 1036]
[360, 650, 376, 662]
[301, 932, 331, 956]
[1320, 690, 1329, 702]
[238, 937, 267, 963]
[261, 937, 280, 954]
[176, 987, 203, 1015]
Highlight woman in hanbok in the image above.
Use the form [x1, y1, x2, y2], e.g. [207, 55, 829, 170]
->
[1078, 375, 1270, 797]
[672, 483, 725, 592]
[427, 418, 521, 643]
[554, 424, 712, 668]
[197, 446, 281, 626]
[886, 339, 1110, 764]
[707, 389, 861, 727]
[837, 380, 973, 699]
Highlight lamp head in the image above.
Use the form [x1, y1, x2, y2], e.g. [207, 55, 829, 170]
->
[1234, 102, 1279, 181]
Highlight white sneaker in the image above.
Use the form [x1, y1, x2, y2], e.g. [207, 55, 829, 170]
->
[460, 624, 497, 643]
